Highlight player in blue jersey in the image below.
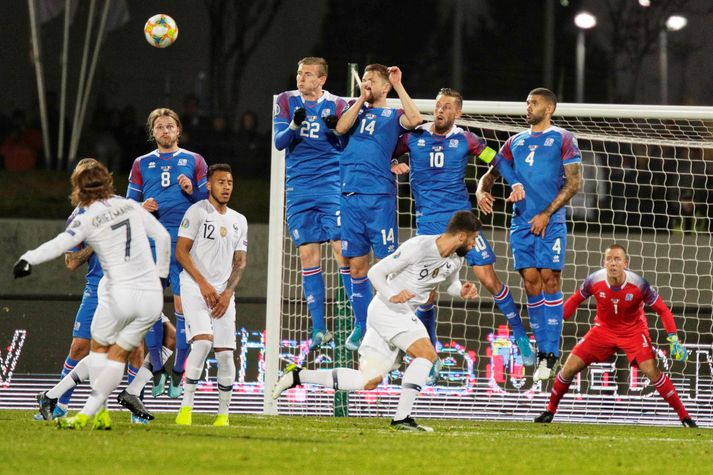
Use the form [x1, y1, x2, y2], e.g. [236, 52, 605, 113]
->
[393, 88, 535, 373]
[127, 107, 208, 397]
[335, 64, 423, 350]
[477, 88, 582, 382]
[273, 57, 351, 350]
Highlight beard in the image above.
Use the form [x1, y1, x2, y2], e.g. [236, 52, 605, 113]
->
[527, 112, 544, 126]
[211, 191, 229, 205]
[455, 244, 470, 257]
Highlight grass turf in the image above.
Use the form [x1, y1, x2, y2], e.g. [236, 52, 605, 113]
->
[1, 410, 711, 474]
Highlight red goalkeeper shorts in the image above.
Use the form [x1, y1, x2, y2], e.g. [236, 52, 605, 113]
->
[571, 324, 656, 367]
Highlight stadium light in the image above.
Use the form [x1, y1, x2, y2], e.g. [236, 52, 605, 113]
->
[660, 15, 688, 104]
[574, 12, 597, 103]
[638, 0, 651, 7]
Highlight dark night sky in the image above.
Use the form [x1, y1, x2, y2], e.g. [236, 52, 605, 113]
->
[2, 0, 712, 135]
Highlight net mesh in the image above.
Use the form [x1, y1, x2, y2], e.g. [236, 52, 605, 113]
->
[271, 100, 713, 426]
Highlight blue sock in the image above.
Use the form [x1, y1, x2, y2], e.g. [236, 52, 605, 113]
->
[544, 292, 564, 357]
[127, 364, 140, 385]
[302, 266, 326, 332]
[350, 276, 372, 329]
[145, 319, 164, 373]
[527, 293, 547, 353]
[57, 356, 79, 406]
[173, 313, 188, 374]
[415, 304, 437, 346]
[493, 285, 527, 340]
[339, 266, 353, 302]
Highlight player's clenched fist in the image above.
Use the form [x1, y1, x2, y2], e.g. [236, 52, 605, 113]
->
[460, 281, 479, 300]
[178, 174, 193, 194]
[389, 289, 416, 304]
[292, 107, 306, 127]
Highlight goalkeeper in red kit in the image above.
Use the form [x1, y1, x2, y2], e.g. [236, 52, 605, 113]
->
[534, 244, 697, 427]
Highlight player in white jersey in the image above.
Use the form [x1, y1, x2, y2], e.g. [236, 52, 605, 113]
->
[173, 164, 248, 427]
[273, 211, 480, 431]
[14, 161, 170, 429]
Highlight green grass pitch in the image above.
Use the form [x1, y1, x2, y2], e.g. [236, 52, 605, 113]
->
[2, 410, 711, 474]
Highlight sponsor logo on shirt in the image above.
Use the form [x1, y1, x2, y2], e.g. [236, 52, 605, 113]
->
[544, 138, 554, 146]
[516, 139, 525, 146]
[599, 292, 606, 298]
[448, 139, 459, 148]
[178, 158, 187, 166]
[293, 229, 300, 240]
[417, 138, 426, 147]
[148, 162, 156, 168]
[381, 109, 392, 117]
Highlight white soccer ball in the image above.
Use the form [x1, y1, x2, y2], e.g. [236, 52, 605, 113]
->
[144, 14, 179, 49]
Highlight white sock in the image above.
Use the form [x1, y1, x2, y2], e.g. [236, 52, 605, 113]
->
[81, 359, 125, 417]
[88, 352, 108, 388]
[393, 358, 432, 421]
[300, 368, 366, 391]
[216, 350, 235, 415]
[47, 356, 90, 399]
[181, 340, 212, 408]
[126, 346, 173, 396]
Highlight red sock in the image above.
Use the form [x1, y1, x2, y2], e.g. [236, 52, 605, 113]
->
[546, 373, 573, 414]
[653, 373, 689, 420]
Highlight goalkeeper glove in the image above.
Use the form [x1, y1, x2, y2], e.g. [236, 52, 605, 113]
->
[323, 115, 338, 130]
[13, 259, 31, 279]
[290, 107, 306, 129]
[667, 333, 688, 361]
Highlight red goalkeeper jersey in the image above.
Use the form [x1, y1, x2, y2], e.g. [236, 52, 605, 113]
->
[563, 269, 677, 335]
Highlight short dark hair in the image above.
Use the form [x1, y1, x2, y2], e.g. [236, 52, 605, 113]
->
[437, 88, 463, 110]
[298, 57, 328, 76]
[208, 163, 232, 179]
[365, 64, 390, 82]
[528, 87, 558, 108]
[446, 211, 482, 234]
[605, 243, 628, 259]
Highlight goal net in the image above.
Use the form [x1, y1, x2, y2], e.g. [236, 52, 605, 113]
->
[264, 98, 713, 427]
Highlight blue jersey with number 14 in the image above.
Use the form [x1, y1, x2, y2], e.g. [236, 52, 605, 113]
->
[340, 104, 406, 195]
[497, 126, 581, 228]
[127, 149, 208, 232]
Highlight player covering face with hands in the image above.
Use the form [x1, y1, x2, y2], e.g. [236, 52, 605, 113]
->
[273, 211, 480, 432]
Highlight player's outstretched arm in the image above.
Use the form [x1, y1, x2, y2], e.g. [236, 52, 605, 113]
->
[213, 250, 248, 318]
[563, 290, 587, 320]
[476, 166, 500, 215]
[388, 67, 422, 129]
[529, 162, 582, 237]
[16, 231, 82, 278]
[367, 246, 414, 300]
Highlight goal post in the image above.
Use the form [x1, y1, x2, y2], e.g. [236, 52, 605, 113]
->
[264, 96, 713, 427]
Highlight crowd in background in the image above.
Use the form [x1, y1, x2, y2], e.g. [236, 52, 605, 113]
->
[0, 93, 270, 178]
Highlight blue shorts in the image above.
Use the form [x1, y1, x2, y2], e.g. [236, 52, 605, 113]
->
[72, 284, 98, 339]
[286, 193, 341, 246]
[341, 193, 398, 259]
[417, 219, 496, 267]
[509, 222, 567, 271]
[151, 238, 182, 295]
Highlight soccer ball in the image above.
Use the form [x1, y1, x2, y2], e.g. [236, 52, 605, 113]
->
[144, 14, 179, 48]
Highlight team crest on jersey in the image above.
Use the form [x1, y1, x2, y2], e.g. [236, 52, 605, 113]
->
[178, 158, 187, 166]
[381, 109, 392, 117]
[544, 138, 554, 146]
[220, 226, 227, 237]
[417, 138, 426, 147]
[181, 218, 189, 229]
[448, 139, 459, 148]
[625, 293, 634, 301]
[322, 108, 332, 117]
[148, 162, 156, 169]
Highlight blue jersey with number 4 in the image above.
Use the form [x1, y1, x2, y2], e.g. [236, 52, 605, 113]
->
[497, 126, 581, 228]
[127, 149, 208, 232]
[395, 124, 496, 224]
[340, 104, 406, 195]
[273, 90, 348, 196]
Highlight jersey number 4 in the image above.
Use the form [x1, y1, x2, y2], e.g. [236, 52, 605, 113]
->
[525, 150, 535, 166]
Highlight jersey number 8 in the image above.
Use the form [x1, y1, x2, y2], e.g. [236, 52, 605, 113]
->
[161, 171, 171, 187]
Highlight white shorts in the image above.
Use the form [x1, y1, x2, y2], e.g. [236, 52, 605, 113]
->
[90, 281, 163, 351]
[358, 297, 430, 375]
[181, 283, 236, 349]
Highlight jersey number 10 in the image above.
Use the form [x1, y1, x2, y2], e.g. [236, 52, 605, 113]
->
[429, 151, 444, 168]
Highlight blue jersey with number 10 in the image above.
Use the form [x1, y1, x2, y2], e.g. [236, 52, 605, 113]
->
[498, 126, 581, 229]
[127, 149, 208, 233]
[395, 124, 496, 224]
[340, 105, 406, 195]
[273, 90, 348, 196]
